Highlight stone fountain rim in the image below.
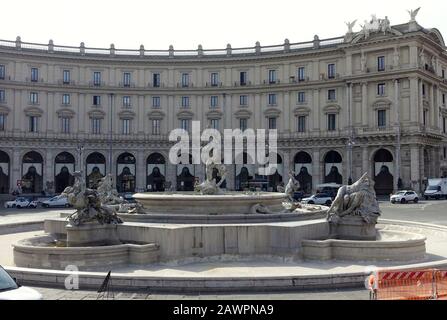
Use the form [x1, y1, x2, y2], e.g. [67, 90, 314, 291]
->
[133, 192, 286, 201]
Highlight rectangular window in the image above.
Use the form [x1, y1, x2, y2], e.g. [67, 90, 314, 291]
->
[123, 96, 131, 107]
[298, 67, 305, 81]
[328, 89, 336, 101]
[327, 114, 336, 131]
[181, 73, 189, 87]
[423, 110, 428, 126]
[422, 84, 426, 96]
[0, 90, 5, 102]
[62, 94, 70, 105]
[442, 69, 445, 79]
[31, 68, 39, 82]
[29, 116, 38, 132]
[297, 92, 306, 104]
[93, 72, 101, 86]
[240, 95, 248, 106]
[378, 110, 386, 127]
[297, 116, 306, 133]
[240, 118, 247, 131]
[123, 72, 131, 87]
[378, 56, 386, 72]
[93, 95, 101, 106]
[0, 114, 5, 131]
[180, 119, 190, 131]
[210, 73, 219, 86]
[0, 65, 5, 80]
[444, 147, 447, 160]
[328, 64, 336, 79]
[181, 96, 190, 108]
[152, 119, 161, 135]
[30, 92, 38, 104]
[443, 94, 446, 105]
[268, 93, 277, 106]
[377, 83, 386, 96]
[240, 72, 247, 86]
[210, 96, 219, 108]
[122, 119, 131, 135]
[61, 117, 70, 133]
[210, 119, 219, 130]
[63, 70, 70, 84]
[268, 70, 277, 84]
[268, 117, 277, 130]
[152, 96, 161, 108]
[443, 117, 446, 134]
[153, 73, 161, 87]
[92, 118, 101, 134]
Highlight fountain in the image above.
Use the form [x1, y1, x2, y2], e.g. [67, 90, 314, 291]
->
[12, 162, 427, 279]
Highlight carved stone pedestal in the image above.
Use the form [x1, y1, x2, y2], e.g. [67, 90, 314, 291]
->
[66, 222, 121, 247]
[329, 215, 377, 241]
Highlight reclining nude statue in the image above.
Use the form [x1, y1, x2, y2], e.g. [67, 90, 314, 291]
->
[327, 173, 381, 225]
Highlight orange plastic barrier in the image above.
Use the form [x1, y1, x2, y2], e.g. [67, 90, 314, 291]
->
[435, 270, 447, 299]
[375, 270, 435, 300]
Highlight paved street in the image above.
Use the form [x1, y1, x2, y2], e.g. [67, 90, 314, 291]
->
[1, 199, 447, 300]
[27, 286, 370, 300]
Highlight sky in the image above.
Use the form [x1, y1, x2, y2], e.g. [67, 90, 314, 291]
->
[2, 0, 446, 50]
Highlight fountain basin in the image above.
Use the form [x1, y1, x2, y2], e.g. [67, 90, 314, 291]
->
[302, 230, 427, 261]
[13, 235, 160, 270]
[132, 192, 286, 215]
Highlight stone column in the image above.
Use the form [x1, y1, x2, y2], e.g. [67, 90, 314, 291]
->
[45, 148, 53, 193]
[47, 92, 55, 133]
[138, 95, 145, 134]
[136, 150, 145, 191]
[283, 151, 291, 179]
[409, 78, 419, 123]
[312, 149, 321, 194]
[394, 79, 401, 192]
[166, 162, 177, 191]
[361, 82, 368, 127]
[362, 146, 370, 175]
[11, 148, 21, 192]
[226, 164, 235, 191]
[410, 145, 420, 193]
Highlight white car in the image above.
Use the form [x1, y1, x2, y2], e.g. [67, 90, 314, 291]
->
[0, 266, 42, 300]
[4, 197, 38, 209]
[390, 191, 419, 204]
[41, 195, 71, 208]
[301, 193, 333, 206]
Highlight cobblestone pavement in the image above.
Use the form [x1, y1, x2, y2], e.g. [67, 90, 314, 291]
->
[29, 286, 370, 300]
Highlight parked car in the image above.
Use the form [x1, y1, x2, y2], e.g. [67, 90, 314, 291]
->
[4, 197, 38, 209]
[0, 266, 42, 300]
[292, 191, 306, 202]
[315, 183, 342, 200]
[424, 178, 447, 200]
[301, 193, 333, 206]
[41, 195, 71, 208]
[390, 191, 419, 204]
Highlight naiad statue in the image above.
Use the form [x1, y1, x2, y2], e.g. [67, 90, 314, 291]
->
[62, 172, 123, 226]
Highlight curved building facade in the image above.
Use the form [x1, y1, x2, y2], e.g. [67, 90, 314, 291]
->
[0, 17, 446, 196]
